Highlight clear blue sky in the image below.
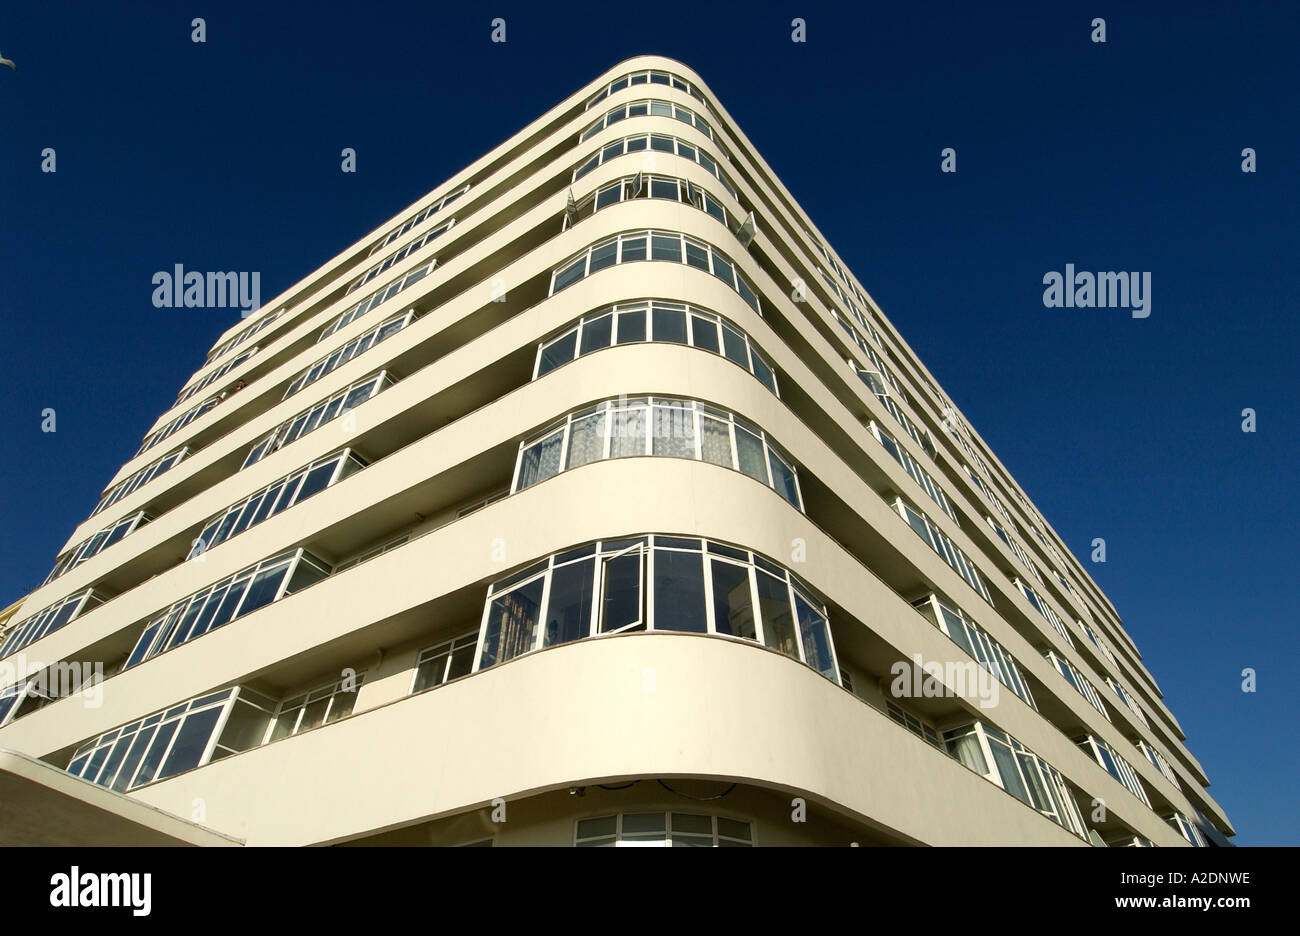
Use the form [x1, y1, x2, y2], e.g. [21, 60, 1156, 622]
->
[1, 2, 1295, 845]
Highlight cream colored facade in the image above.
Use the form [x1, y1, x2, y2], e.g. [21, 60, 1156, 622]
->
[0, 56, 1232, 847]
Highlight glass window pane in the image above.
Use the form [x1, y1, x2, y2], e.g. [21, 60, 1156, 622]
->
[543, 558, 596, 648]
[757, 573, 798, 659]
[768, 450, 799, 507]
[620, 235, 646, 262]
[609, 403, 647, 458]
[710, 560, 756, 640]
[751, 353, 776, 392]
[518, 431, 564, 489]
[735, 427, 768, 483]
[133, 720, 179, 787]
[650, 178, 678, 200]
[294, 458, 340, 504]
[567, 412, 607, 469]
[794, 594, 835, 678]
[158, 707, 223, 781]
[616, 308, 646, 343]
[579, 313, 613, 354]
[711, 253, 734, 286]
[699, 415, 733, 468]
[652, 401, 694, 458]
[539, 331, 578, 376]
[237, 563, 290, 618]
[690, 315, 720, 353]
[684, 242, 710, 270]
[651, 234, 681, 263]
[601, 551, 643, 632]
[480, 578, 544, 667]
[721, 325, 748, 367]
[588, 241, 617, 273]
[652, 304, 687, 344]
[653, 550, 707, 633]
[989, 739, 1031, 804]
[553, 257, 587, 292]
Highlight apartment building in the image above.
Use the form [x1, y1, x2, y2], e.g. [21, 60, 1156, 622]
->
[0, 56, 1232, 847]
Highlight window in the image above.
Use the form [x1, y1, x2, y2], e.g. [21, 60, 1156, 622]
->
[266, 675, 365, 743]
[584, 70, 708, 111]
[0, 589, 103, 660]
[1015, 578, 1075, 646]
[885, 699, 943, 748]
[575, 813, 751, 847]
[285, 311, 415, 400]
[892, 497, 991, 604]
[349, 219, 454, 295]
[206, 308, 281, 364]
[1076, 734, 1151, 807]
[911, 594, 1035, 708]
[1166, 811, 1208, 847]
[137, 395, 222, 457]
[473, 536, 838, 684]
[367, 184, 468, 257]
[245, 372, 393, 469]
[123, 549, 331, 670]
[412, 632, 477, 693]
[987, 517, 1042, 584]
[571, 132, 735, 196]
[90, 448, 187, 518]
[44, 510, 150, 585]
[548, 230, 760, 314]
[66, 687, 277, 793]
[868, 421, 954, 521]
[512, 397, 801, 510]
[321, 257, 436, 342]
[564, 173, 733, 232]
[1045, 650, 1110, 720]
[190, 450, 366, 558]
[580, 99, 714, 144]
[944, 721, 1089, 839]
[175, 348, 258, 406]
[1137, 739, 1180, 789]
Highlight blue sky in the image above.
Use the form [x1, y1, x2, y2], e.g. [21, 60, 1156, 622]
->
[1, 2, 1295, 845]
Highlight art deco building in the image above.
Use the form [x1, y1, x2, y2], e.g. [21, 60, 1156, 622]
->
[0, 56, 1233, 847]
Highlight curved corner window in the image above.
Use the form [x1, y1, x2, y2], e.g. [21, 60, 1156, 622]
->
[474, 536, 838, 682]
[564, 174, 733, 231]
[513, 397, 801, 510]
[549, 230, 759, 314]
[585, 69, 707, 111]
[580, 99, 714, 144]
[574, 133, 734, 196]
[535, 301, 775, 394]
